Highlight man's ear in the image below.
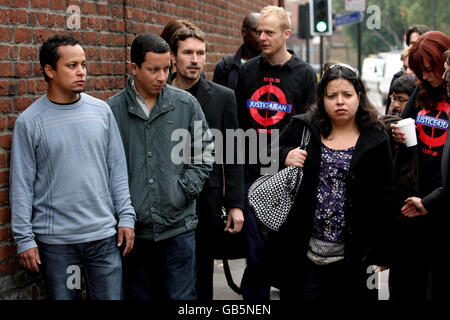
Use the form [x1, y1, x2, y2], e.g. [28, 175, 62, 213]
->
[44, 64, 54, 80]
[284, 29, 291, 40]
[130, 62, 137, 76]
[170, 51, 176, 66]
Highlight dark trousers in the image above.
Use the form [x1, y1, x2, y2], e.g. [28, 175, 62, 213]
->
[122, 231, 197, 300]
[195, 231, 215, 300]
[389, 217, 450, 301]
[241, 180, 271, 301]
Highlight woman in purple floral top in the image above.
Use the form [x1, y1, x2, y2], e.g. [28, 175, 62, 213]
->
[274, 63, 397, 301]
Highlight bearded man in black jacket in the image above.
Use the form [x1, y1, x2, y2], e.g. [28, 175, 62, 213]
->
[168, 25, 245, 300]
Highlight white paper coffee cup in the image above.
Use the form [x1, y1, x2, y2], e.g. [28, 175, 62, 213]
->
[396, 118, 417, 147]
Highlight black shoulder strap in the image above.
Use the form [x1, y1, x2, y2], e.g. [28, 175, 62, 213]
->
[222, 56, 235, 72]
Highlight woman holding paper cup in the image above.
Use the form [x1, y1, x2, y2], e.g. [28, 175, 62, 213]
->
[390, 31, 450, 300]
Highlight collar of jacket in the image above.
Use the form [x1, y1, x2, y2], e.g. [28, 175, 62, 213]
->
[124, 76, 174, 122]
[259, 49, 297, 71]
[231, 45, 245, 67]
[292, 113, 388, 167]
[167, 73, 213, 107]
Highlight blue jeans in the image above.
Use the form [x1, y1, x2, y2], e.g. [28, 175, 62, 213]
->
[37, 235, 122, 300]
[123, 230, 196, 300]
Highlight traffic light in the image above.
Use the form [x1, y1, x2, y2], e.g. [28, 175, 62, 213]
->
[310, 0, 333, 36]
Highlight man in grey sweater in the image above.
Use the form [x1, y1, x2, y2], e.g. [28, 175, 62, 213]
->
[10, 35, 136, 300]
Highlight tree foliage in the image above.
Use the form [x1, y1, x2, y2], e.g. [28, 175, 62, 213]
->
[333, 0, 450, 58]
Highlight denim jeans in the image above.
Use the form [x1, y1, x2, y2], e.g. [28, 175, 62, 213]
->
[123, 230, 196, 300]
[37, 235, 122, 300]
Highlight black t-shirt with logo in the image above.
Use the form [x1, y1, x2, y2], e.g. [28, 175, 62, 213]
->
[415, 100, 450, 196]
[402, 87, 450, 198]
[235, 53, 317, 181]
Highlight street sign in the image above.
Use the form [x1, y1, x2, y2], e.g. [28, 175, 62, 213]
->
[345, 0, 366, 12]
[335, 11, 363, 26]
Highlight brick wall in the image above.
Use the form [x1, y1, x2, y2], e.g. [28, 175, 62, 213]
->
[0, 0, 276, 300]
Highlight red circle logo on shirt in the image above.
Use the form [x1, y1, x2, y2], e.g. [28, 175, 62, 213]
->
[248, 84, 288, 127]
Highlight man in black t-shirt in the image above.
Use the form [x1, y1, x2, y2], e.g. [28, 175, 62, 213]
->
[235, 5, 317, 300]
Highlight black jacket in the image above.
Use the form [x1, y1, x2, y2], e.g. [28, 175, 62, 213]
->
[235, 53, 317, 181]
[273, 114, 396, 299]
[212, 45, 245, 91]
[422, 126, 450, 215]
[168, 75, 244, 230]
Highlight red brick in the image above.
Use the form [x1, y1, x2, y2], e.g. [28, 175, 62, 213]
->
[0, 8, 8, 24]
[0, 170, 9, 187]
[0, 118, 6, 131]
[33, 28, 51, 43]
[0, 207, 11, 224]
[81, 2, 96, 14]
[0, 63, 13, 77]
[0, 227, 10, 241]
[9, 46, 18, 60]
[31, 0, 49, 8]
[0, 80, 7, 96]
[14, 28, 33, 43]
[49, 0, 65, 10]
[14, 63, 32, 77]
[14, 97, 33, 112]
[19, 46, 30, 60]
[7, 116, 16, 130]
[11, 0, 29, 8]
[37, 79, 47, 93]
[0, 45, 8, 59]
[0, 243, 15, 261]
[0, 134, 11, 149]
[38, 12, 47, 26]
[0, 153, 6, 168]
[0, 27, 12, 42]
[0, 98, 12, 113]
[0, 260, 8, 274]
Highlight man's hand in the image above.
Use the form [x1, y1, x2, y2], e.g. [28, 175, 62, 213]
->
[224, 208, 244, 234]
[117, 227, 135, 257]
[18, 247, 41, 272]
[401, 197, 428, 218]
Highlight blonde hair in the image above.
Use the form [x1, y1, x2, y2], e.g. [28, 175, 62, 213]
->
[259, 6, 291, 31]
[400, 46, 410, 61]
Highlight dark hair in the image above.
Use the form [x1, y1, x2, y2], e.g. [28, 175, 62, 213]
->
[39, 34, 80, 83]
[160, 19, 197, 48]
[391, 74, 417, 96]
[131, 33, 170, 68]
[405, 24, 430, 46]
[409, 31, 450, 109]
[310, 63, 381, 138]
[170, 26, 207, 54]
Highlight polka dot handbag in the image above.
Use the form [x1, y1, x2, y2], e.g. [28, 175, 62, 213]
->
[248, 127, 310, 231]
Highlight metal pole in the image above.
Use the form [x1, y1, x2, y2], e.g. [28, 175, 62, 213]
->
[320, 36, 324, 69]
[432, 0, 436, 30]
[357, 21, 361, 74]
[306, 39, 310, 64]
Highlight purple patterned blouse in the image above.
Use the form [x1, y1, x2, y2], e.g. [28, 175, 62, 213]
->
[308, 143, 355, 261]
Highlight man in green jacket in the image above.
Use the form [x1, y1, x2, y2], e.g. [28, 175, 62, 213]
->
[106, 33, 214, 300]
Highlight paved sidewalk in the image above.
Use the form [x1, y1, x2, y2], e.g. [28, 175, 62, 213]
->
[213, 259, 389, 300]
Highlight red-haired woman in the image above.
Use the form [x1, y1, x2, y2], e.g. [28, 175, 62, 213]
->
[391, 31, 450, 301]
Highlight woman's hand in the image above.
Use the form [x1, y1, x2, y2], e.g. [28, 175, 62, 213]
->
[401, 197, 428, 217]
[285, 148, 308, 168]
[390, 124, 407, 144]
